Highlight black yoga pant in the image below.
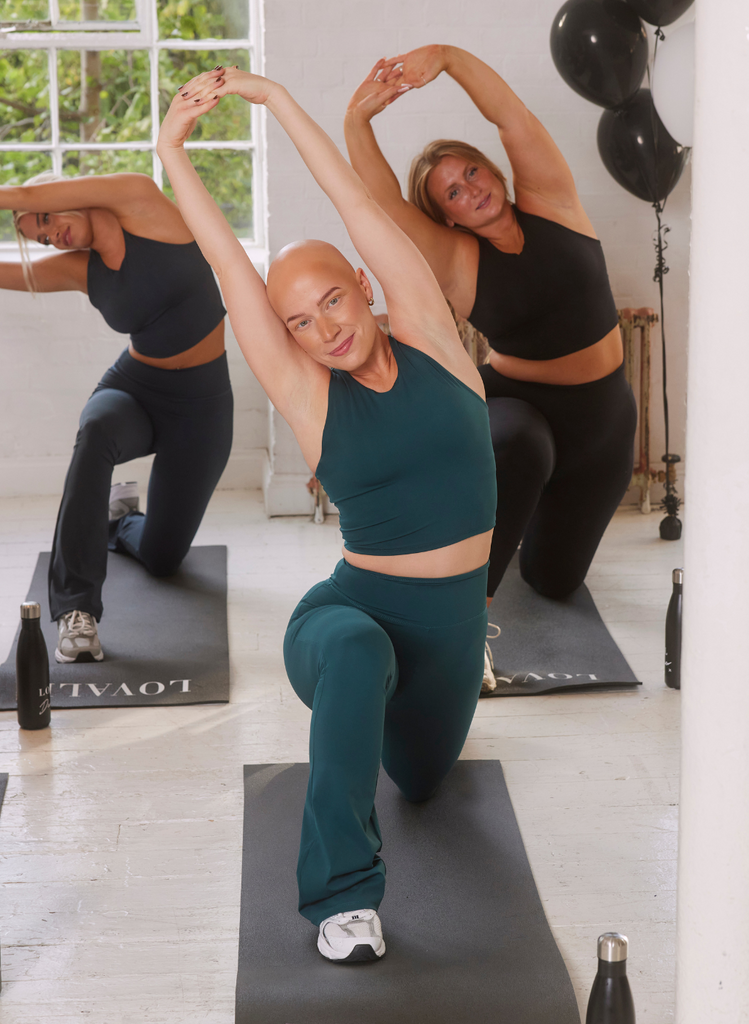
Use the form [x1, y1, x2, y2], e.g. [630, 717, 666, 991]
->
[48, 349, 233, 621]
[283, 559, 488, 925]
[481, 361, 637, 600]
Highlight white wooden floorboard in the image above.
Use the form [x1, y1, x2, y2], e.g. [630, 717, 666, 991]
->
[0, 492, 682, 1023]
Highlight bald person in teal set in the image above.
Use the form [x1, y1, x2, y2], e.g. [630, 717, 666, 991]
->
[158, 64, 496, 962]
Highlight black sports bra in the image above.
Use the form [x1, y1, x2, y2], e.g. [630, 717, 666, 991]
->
[467, 207, 618, 361]
[87, 229, 226, 358]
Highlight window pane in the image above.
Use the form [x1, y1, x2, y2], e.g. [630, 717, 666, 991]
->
[158, 0, 249, 42]
[0, 151, 54, 242]
[62, 149, 152, 176]
[2, 0, 49, 20]
[164, 150, 252, 238]
[159, 49, 251, 143]
[0, 50, 51, 144]
[58, 49, 151, 144]
[58, 0, 136, 21]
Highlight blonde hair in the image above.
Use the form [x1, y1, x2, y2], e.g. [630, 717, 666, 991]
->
[12, 171, 67, 294]
[407, 140, 511, 230]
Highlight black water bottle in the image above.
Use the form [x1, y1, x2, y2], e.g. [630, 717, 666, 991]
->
[586, 933, 636, 1024]
[665, 568, 683, 690]
[16, 602, 51, 730]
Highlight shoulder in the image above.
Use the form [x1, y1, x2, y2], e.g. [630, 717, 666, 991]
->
[392, 335, 485, 401]
[514, 194, 597, 240]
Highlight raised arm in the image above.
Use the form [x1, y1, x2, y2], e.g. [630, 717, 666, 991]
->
[0, 252, 88, 293]
[182, 68, 466, 370]
[0, 172, 163, 218]
[343, 60, 465, 295]
[156, 74, 327, 426]
[391, 45, 592, 225]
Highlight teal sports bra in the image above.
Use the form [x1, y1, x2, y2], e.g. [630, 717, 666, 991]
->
[316, 338, 496, 557]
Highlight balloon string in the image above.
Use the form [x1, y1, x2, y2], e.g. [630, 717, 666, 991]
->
[653, 203, 670, 476]
[649, 25, 680, 517]
[653, 200, 680, 516]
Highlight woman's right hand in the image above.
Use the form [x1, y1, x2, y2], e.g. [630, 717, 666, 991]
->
[346, 58, 411, 125]
[381, 45, 449, 91]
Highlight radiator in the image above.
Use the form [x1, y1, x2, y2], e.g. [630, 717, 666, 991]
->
[618, 307, 657, 514]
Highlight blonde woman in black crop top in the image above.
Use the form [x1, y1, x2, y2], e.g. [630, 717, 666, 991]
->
[346, 46, 638, 662]
[0, 172, 232, 663]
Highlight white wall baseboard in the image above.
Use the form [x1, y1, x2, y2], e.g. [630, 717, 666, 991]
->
[0, 449, 270, 499]
[263, 472, 339, 518]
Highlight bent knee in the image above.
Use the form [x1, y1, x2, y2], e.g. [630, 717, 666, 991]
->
[399, 782, 439, 804]
[488, 400, 555, 480]
[75, 412, 121, 454]
[520, 562, 583, 601]
[141, 551, 186, 577]
[327, 612, 394, 672]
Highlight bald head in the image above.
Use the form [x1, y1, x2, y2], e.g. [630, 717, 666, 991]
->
[266, 239, 359, 320]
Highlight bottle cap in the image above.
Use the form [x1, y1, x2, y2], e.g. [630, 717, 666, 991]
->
[598, 932, 628, 962]
[20, 602, 41, 620]
[672, 567, 684, 585]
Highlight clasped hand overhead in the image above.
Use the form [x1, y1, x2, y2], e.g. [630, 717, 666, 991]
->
[347, 45, 449, 123]
[158, 66, 276, 150]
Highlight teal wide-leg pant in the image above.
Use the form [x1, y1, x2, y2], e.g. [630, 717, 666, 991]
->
[283, 558, 488, 926]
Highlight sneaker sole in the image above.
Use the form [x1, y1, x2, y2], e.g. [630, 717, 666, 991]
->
[318, 940, 386, 963]
[55, 648, 104, 664]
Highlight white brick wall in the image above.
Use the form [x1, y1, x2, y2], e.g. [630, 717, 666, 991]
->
[264, 0, 691, 512]
[0, 267, 269, 497]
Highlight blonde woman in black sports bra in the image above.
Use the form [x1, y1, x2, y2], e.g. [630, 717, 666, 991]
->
[345, 46, 637, 641]
[0, 172, 232, 663]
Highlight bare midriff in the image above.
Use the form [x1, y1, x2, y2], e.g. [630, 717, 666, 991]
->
[128, 319, 225, 370]
[488, 323, 623, 385]
[343, 528, 493, 579]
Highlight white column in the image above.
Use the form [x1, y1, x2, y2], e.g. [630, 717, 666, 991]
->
[676, 3, 749, 1021]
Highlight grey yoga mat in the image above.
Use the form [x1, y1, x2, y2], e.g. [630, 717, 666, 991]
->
[0, 546, 229, 709]
[484, 553, 640, 697]
[236, 761, 580, 1024]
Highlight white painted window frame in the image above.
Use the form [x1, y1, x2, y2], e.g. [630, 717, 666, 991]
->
[0, 0, 266, 261]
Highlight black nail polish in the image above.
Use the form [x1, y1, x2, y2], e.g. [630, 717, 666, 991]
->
[182, 92, 188, 97]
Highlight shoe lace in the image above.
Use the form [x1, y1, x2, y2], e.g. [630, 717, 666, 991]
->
[329, 909, 376, 926]
[487, 623, 501, 640]
[64, 610, 96, 637]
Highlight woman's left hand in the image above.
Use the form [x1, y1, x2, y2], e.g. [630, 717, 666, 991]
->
[158, 66, 279, 152]
[158, 67, 225, 150]
[182, 66, 277, 106]
[381, 44, 448, 91]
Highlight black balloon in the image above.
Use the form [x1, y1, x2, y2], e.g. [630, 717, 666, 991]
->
[624, 0, 694, 26]
[550, 0, 649, 109]
[597, 89, 689, 203]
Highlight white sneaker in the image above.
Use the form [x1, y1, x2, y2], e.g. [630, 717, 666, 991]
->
[317, 909, 386, 963]
[481, 624, 502, 695]
[109, 481, 139, 522]
[55, 610, 104, 663]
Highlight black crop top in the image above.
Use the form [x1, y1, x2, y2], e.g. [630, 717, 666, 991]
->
[467, 207, 618, 360]
[87, 229, 226, 358]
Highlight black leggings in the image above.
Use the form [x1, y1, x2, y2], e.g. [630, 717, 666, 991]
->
[481, 361, 637, 600]
[48, 349, 233, 621]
